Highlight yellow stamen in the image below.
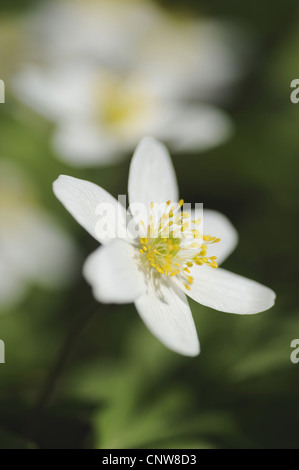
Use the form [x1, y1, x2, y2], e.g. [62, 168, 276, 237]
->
[138, 200, 220, 286]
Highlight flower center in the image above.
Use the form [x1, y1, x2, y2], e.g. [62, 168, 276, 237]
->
[94, 72, 156, 136]
[139, 200, 220, 290]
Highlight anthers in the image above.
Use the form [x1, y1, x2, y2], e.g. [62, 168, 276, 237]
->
[139, 200, 220, 289]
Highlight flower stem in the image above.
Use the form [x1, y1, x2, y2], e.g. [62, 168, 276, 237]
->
[27, 299, 99, 442]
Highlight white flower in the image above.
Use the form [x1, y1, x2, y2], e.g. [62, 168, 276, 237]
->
[25, 0, 160, 66]
[0, 161, 77, 310]
[53, 137, 276, 356]
[25, 0, 243, 99]
[14, 65, 232, 166]
[12, 0, 245, 166]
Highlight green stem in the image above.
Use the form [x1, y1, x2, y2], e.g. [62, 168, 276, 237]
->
[27, 299, 99, 441]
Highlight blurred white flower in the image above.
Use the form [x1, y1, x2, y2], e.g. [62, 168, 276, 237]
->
[13, 0, 246, 166]
[0, 161, 78, 310]
[14, 64, 232, 165]
[25, 0, 159, 67]
[53, 138, 276, 356]
[25, 0, 243, 99]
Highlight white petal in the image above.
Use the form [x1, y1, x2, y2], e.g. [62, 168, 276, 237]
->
[158, 105, 233, 152]
[128, 137, 179, 210]
[13, 64, 93, 121]
[199, 209, 238, 265]
[139, 19, 243, 101]
[2, 210, 78, 288]
[83, 239, 146, 304]
[0, 258, 25, 310]
[53, 175, 126, 244]
[29, 0, 159, 65]
[181, 266, 276, 315]
[135, 279, 200, 356]
[52, 121, 124, 166]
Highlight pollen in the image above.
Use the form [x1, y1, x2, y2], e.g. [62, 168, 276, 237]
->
[139, 200, 220, 290]
[94, 73, 156, 137]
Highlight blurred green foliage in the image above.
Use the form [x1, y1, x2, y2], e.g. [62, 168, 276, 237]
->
[0, 0, 299, 449]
